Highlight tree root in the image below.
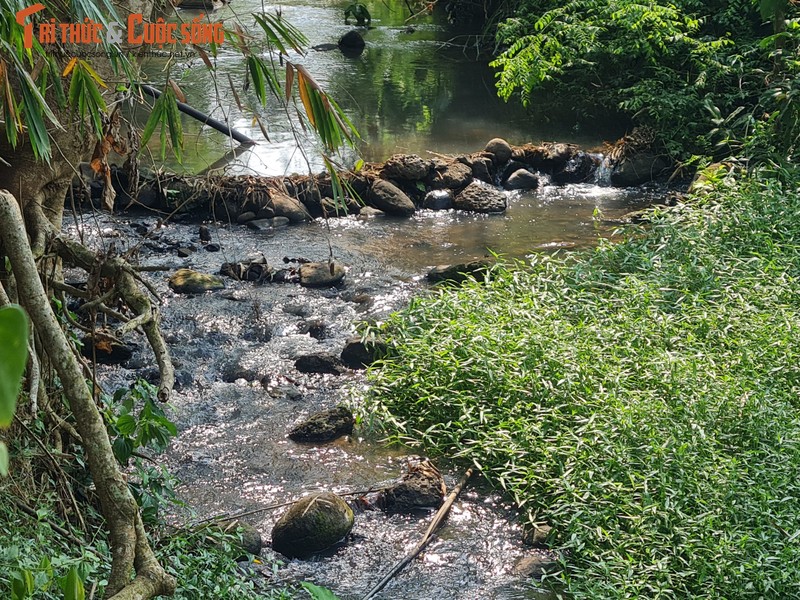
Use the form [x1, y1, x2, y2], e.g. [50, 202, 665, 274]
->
[46, 215, 174, 402]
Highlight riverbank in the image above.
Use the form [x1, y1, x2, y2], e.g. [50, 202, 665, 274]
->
[364, 170, 800, 598]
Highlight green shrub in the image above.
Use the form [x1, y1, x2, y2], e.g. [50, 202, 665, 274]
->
[365, 175, 800, 598]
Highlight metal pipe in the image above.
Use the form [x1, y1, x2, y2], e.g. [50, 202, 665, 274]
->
[139, 83, 256, 146]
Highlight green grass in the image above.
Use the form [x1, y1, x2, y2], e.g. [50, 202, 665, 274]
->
[364, 173, 800, 599]
[0, 495, 293, 599]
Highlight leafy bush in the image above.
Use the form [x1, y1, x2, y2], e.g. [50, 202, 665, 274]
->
[365, 175, 800, 598]
[489, 0, 798, 158]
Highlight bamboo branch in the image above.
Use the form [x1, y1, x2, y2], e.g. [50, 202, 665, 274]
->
[362, 468, 474, 600]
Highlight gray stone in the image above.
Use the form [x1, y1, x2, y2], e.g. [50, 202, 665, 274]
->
[298, 260, 346, 287]
[610, 152, 671, 186]
[513, 553, 561, 579]
[428, 160, 473, 191]
[367, 179, 415, 216]
[471, 157, 493, 183]
[522, 524, 553, 548]
[485, 138, 513, 164]
[453, 182, 506, 213]
[220, 520, 263, 556]
[168, 269, 225, 294]
[340, 335, 387, 369]
[423, 189, 454, 210]
[271, 492, 354, 558]
[270, 192, 310, 222]
[288, 405, 354, 442]
[357, 206, 385, 218]
[294, 353, 343, 375]
[236, 211, 256, 224]
[380, 458, 446, 512]
[338, 30, 365, 51]
[552, 151, 597, 184]
[177, 247, 194, 258]
[504, 169, 539, 191]
[382, 154, 431, 181]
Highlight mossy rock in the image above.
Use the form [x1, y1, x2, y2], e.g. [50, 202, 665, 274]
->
[168, 269, 225, 294]
[271, 492, 354, 558]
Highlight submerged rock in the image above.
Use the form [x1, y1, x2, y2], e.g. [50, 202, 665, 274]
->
[338, 30, 365, 57]
[288, 405, 355, 442]
[427, 259, 492, 284]
[423, 189, 454, 210]
[504, 169, 539, 191]
[513, 553, 561, 579]
[294, 352, 343, 375]
[271, 492, 354, 558]
[453, 182, 506, 213]
[168, 269, 225, 294]
[367, 179, 415, 216]
[298, 260, 346, 287]
[379, 457, 446, 512]
[340, 335, 387, 369]
[247, 217, 290, 230]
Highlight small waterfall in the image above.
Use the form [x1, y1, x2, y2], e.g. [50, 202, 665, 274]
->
[593, 153, 613, 185]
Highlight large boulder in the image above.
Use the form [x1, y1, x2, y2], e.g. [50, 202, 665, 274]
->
[382, 154, 431, 181]
[610, 152, 671, 186]
[367, 179, 415, 216]
[288, 405, 355, 442]
[427, 160, 473, 191]
[271, 492, 355, 558]
[552, 151, 597, 184]
[453, 182, 506, 213]
[299, 261, 346, 287]
[270, 191, 310, 222]
[168, 269, 225, 294]
[485, 138, 513, 164]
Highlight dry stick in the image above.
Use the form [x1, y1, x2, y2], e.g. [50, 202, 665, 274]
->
[362, 468, 474, 600]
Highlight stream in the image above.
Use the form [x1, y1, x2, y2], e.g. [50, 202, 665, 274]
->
[80, 1, 672, 598]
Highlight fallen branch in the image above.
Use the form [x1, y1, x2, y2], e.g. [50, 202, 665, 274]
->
[362, 467, 474, 600]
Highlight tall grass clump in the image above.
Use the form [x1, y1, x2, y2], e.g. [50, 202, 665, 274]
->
[365, 175, 800, 599]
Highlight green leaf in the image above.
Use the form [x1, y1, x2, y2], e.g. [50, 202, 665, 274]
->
[116, 414, 137, 436]
[0, 305, 29, 427]
[61, 567, 85, 600]
[0, 442, 8, 477]
[11, 570, 34, 600]
[301, 582, 341, 600]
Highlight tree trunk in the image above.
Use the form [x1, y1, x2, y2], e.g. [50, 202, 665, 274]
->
[0, 191, 176, 600]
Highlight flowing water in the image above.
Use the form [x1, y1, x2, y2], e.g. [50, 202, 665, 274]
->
[94, 1, 675, 597]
